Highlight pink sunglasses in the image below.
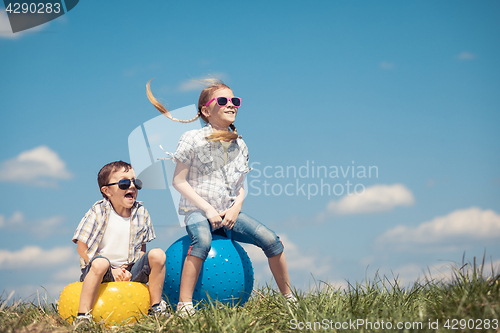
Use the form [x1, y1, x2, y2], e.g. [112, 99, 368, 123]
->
[205, 96, 242, 108]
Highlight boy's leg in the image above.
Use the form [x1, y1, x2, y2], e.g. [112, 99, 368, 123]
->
[231, 212, 291, 295]
[78, 257, 113, 314]
[147, 249, 166, 305]
[129, 249, 166, 305]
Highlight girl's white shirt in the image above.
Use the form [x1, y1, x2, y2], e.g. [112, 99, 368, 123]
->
[169, 123, 251, 216]
[221, 140, 231, 164]
[96, 205, 131, 268]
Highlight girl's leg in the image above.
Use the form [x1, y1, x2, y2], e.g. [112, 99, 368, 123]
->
[78, 258, 111, 313]
[269, 252, 292, 295]
[231, 212, 292, 295]
[178, 256, 203, 302]
[179, 212, 212, 303]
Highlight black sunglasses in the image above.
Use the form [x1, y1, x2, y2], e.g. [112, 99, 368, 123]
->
[102, 178, 143, 190]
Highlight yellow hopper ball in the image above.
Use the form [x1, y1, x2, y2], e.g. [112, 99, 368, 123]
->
[58, 281, 150, 326]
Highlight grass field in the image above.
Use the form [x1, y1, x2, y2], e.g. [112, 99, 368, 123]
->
[1, 258, 498, 332]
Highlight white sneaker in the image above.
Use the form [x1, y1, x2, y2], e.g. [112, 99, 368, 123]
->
[284, 293, 298, 307]
[73, 311, 93, 327]
[176, 302, 196, 317]
[148, 299, 169, 316]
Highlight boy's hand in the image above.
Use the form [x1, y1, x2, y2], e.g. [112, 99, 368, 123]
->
[112, 266, 132, 281]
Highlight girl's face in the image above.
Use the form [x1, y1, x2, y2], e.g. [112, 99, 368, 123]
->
[202, 88, 238, 131]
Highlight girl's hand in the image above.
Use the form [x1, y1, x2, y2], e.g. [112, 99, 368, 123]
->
[221, 206, 240, 230]
[112, 266, 131, 281]
[205, 206, 223, 230]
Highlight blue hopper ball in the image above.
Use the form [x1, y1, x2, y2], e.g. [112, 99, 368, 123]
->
[163, 234, 254, 308]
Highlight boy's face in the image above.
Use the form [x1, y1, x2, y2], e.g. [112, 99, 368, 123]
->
[101, 167, 138, 212]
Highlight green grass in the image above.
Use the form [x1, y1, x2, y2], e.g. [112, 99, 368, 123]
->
[1, 258, 499, 332]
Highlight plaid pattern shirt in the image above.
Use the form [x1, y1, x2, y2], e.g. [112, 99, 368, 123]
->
[172, 123, 252, 216]
[72, 199, 155, 268]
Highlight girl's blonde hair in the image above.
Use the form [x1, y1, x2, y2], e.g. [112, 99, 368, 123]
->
[146, 79, 238, 142]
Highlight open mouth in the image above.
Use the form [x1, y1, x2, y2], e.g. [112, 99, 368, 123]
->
[125, 192, 135, 200]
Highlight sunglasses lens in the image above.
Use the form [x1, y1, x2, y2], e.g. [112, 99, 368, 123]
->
[117, 179, 131, 190]
[216, 97, 228, 106]
[231, 97, 241, 107]
[116, 179, 142, 190]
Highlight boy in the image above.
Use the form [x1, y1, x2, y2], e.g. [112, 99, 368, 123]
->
[72, 161, 167, 322]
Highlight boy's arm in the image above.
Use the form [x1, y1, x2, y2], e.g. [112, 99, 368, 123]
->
[76, 240, 90, 265]
[140, 243, 146, 258]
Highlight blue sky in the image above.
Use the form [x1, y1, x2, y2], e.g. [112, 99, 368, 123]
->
[1, 1, 499, 302]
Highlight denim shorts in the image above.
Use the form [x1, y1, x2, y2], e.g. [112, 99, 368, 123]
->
[185, 211, 284, 260]
[79, 250, 152, 284]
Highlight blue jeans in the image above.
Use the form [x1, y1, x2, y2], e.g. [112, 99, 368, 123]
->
[185, 211, 284, 260]
[79, 250, 152, 283]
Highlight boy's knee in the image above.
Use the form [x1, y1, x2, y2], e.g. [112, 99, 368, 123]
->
[90, 258, 110, 275]
[148, 248, 166, 265]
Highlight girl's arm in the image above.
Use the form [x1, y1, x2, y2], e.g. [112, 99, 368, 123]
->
[221, 185, 245, 230]
[172, 161, 223, 228]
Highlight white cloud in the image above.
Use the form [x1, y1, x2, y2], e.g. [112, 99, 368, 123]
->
[0, 211, 66, 237]
[178, 80, 207, 92]
[0, 245, 75, 269]
[53, 264, 82, 281]
[241, 234, 331, 290]
[3, 283, 69, 302]
[0, 211, 23, 228]
[377, 207, 500, 250]
[0, 145, 73, 187]
[380, 62, 395, 70]
[178, 73, 228, 92]
[1, 262, 82, 302]
[325, 184, 414, 216]
[375, 259, 500, 287]
[458, 51, 476, 60]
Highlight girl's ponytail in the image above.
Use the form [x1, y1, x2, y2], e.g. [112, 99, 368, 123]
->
[205, 124, 238, 142]
[147, 78, 239, 142]
[146, 79, 200, 123]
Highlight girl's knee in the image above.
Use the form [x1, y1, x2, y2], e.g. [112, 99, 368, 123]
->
[256, 226, 279, 246]
[255, 227, 283, 258]
[191, 229, 212, 254]
[188, 232, 212, 260]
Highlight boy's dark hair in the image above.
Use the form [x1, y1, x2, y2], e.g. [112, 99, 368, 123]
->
[98, 161, 133, 198]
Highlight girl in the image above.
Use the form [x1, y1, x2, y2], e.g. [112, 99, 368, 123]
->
[147, 79, 295, 315]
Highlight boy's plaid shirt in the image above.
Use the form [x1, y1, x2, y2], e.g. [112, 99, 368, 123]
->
[171, 123, 252, 216]
[72, 199, 155, 268]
